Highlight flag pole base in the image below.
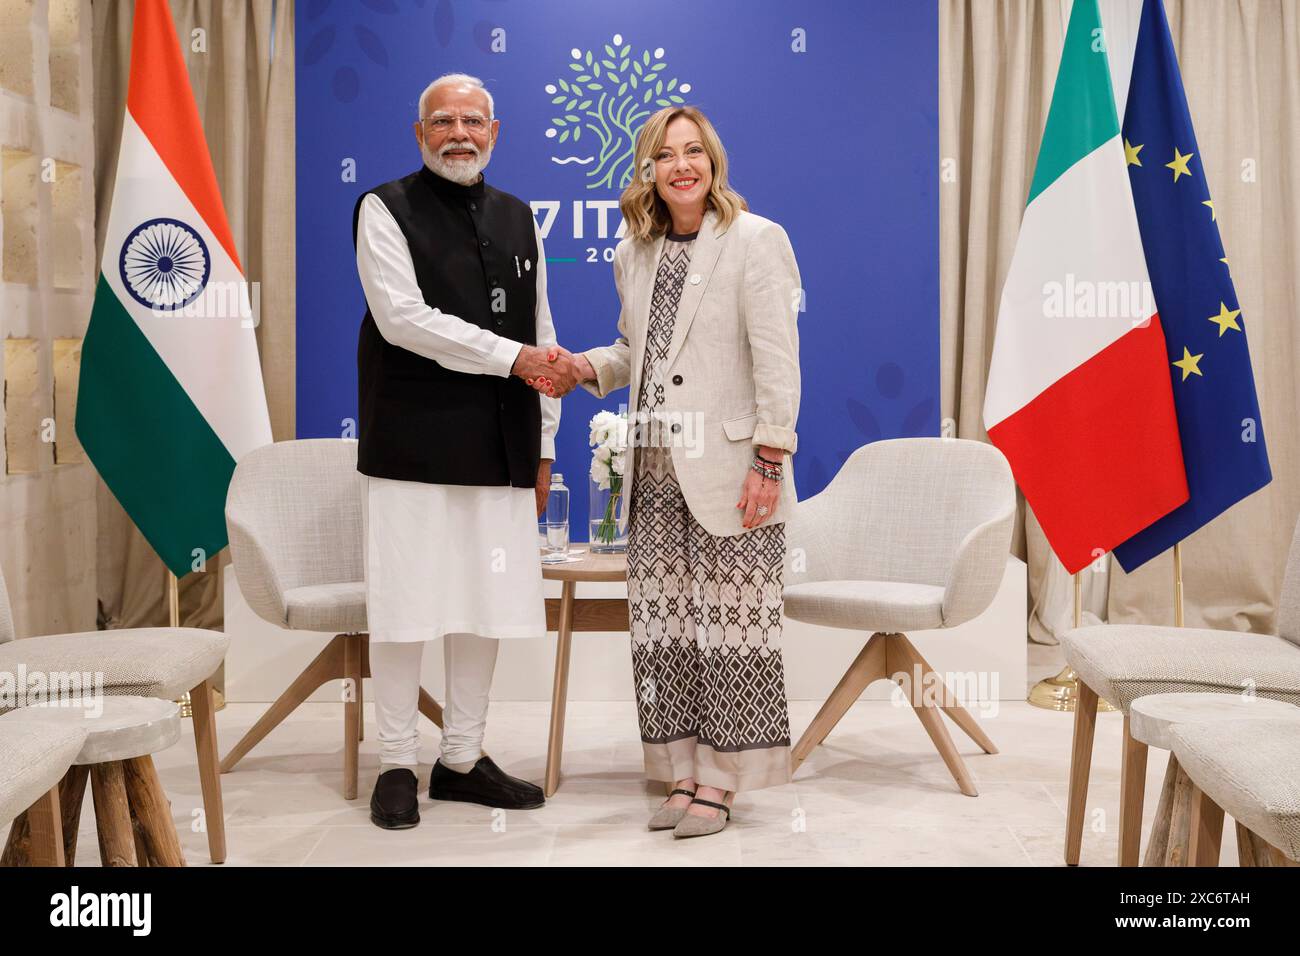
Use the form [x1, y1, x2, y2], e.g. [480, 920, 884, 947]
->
[177, 688, 226, 718]
[1028, 666, 1118, 713]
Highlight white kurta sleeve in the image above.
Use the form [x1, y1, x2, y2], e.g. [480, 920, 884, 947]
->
[355, 193, 523, 377]
[532, 222, 561, 461]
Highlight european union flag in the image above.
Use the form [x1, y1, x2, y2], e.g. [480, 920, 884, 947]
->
[1112, 0, 1271, 573]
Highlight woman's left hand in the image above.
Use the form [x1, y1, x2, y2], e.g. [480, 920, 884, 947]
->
[737, 447, 783, 528]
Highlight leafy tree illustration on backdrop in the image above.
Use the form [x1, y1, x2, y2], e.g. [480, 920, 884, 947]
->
[545, 35, 691, 190]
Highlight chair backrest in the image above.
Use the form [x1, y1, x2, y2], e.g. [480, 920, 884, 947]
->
[225, 438, 365, 626]
[786, 437, 1015, 590]
[1279, 517, 1300, 646]
[0, 562, 13, 644]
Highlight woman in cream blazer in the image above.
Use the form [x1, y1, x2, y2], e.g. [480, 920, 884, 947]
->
[537, 106, 801, 839]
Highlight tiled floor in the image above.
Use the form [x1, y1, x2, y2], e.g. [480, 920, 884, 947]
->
[6, 676, 1241, 866]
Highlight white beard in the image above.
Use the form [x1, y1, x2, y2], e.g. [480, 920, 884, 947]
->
[422, 139, 492, 185]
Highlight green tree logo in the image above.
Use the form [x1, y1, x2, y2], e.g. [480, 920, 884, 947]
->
[544, 34, 691, 190]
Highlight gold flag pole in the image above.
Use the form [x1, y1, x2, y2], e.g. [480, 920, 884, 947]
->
[169, 568, 225, 717]
[1028, 566, 1116, 712]
[1172, 541, 1184, 627]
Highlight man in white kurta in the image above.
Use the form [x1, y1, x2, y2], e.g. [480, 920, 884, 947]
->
[354, 74, 581, 828]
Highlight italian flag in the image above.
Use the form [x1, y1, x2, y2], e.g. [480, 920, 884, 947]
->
[76, 0, 272, 577]
[982, 0, 1187, 574]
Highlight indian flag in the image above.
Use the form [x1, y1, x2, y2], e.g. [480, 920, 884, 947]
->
[982, 0, 1187, 574]
[76, 0, 272, 577]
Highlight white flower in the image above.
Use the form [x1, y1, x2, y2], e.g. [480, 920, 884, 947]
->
[589, 409, 629, 484]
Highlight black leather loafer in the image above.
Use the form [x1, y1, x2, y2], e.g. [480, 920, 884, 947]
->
[369, 767, 420, 829]
[428, 756, 545, 810]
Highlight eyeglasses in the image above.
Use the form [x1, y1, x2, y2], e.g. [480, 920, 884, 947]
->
[420, 113, 491, 133]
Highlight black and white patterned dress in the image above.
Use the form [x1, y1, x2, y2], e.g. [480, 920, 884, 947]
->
[625, 231, 792, 792]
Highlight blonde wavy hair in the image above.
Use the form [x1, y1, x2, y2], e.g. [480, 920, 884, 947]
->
[619, 106, 747, 242]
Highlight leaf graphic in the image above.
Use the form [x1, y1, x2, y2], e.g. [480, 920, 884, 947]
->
[553, 118, 567, 127]
[620, 58, 629, 71]
[630, 75, 638, 89]
[604, 44, 615, 57]
[667, 78, 677, 91]
[564, 114, 579, 121]
[846, 398, 883, 443]
[643, 50, 650, 65]
[302, 26, 336, 66]
[573, 127, 581, 141]
[669, 95, 683, 104]
[569, 63, 583, 72]
[558, 78, 570, 92]
[643, 88, 652, 103]
[551, 95, 565, 104]
[576, 74, 591, 82]
[593, 63, 601, 78]
[617, 83, 627, 96]
[620, 45, 630, 56]
[655, 98, 670, 107]
[587, 82, 603, 90]
[655, 80, 663, 95]
[578, 99, 591, 109]
[585, 50, 593, 66]
[900, 397, 936, 437]
[633, 61, 643, 76]
[651, 63, 666, 71]
[560, 129, 570, 143]
[353, 25, 388, 67]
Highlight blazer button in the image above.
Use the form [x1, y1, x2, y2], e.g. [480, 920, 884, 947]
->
[469, 202, 477, 210]
[670, 422, 682, 434]
[671, 374, 682, 385]
[481, 239, 490, 247]
[689, 274, 701, 285]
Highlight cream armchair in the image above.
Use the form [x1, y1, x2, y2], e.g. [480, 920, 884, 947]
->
[784, 437, 1015, 796]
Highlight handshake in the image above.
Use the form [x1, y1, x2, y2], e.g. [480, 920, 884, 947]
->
[511, 344, 594, 398]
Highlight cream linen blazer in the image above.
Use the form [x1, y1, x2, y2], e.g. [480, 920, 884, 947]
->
[580, 208, 801, 537]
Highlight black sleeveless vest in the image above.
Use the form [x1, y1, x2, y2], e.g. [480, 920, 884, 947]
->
[353, 167, 541, 487]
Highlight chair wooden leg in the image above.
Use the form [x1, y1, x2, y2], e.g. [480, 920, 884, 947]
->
[1065, 680, 1099, 865]
[123, 755, 186, 867]
[1, 764, 88, 867]
[790, 633, 887, 771]
[544, 580, 576, 797]
[220, 635, 346, 772]
[1143, 754, 1178, 865]
[1187, 785, 1224, 867]
[91, 761, 137, 867]
[189, 678, 226, 863]
[887, 634, 980, 797]
[892, 634, 998, 755]
[417, 687, 445, 728]
[1117, 717, 1148, 866]
[25, 787, 64, 867]
[1163, 759, 1197, 866]
[1236, 820, 1259, 866]
[343, 634, 363, 800]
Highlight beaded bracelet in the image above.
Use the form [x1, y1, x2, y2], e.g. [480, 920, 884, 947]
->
[751, 457, 783, 481]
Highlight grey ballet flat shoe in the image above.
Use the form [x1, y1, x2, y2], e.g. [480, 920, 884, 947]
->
[672, 796, 732, 839]
[647, 788, 696, 831]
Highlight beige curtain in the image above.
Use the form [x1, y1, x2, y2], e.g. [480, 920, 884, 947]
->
[89, 0, 295, 630]
[940, 0, 1300, 638]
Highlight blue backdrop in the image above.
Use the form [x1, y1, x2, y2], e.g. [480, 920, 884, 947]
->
[296, 0, 938, 535]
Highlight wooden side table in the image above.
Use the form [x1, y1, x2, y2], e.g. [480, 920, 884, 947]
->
[1, 696, 188, 867]
[1128, 692, 1300, 866]
[540, 548, 629, 797]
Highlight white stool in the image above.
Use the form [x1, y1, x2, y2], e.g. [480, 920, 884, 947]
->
[1128, 692, 1300, 866]
[22, 697, 186, 867]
